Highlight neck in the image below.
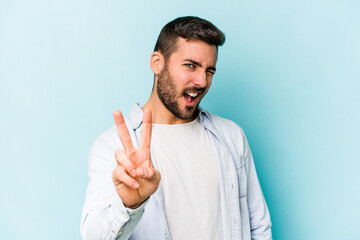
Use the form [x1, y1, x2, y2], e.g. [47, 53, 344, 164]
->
[143, 91, 197, 125]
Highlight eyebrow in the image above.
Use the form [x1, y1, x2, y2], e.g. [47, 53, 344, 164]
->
[183, 58, 216, 72]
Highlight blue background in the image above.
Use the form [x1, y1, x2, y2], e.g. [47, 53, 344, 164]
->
[1, 0, 359, 239]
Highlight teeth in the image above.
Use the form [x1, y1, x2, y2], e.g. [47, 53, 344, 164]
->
[186, 92, 198, 97]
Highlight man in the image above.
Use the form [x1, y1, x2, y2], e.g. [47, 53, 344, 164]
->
[81, 16, 272, 240]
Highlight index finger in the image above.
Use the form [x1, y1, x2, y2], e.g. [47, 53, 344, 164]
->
[140, 108, 152, 148]
[113, 110, 135, 153]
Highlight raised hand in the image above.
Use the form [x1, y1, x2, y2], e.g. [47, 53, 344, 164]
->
[112, 109, 161, 209]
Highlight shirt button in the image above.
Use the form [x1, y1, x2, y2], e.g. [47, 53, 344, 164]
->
[164, 230, 167, 235]
[231, 184, 234, 189]
[118, 232, 122, 236]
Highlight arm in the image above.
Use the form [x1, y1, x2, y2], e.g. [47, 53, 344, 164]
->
[242, 130, 272, 240]
[81, 109, 160, 240]
[80, 138, 147, 240]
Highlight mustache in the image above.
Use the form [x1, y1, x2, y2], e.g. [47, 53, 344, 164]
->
[182, 87, 206, 94]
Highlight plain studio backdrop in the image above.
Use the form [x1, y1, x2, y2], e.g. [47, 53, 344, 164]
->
[0, 0, 359, 239]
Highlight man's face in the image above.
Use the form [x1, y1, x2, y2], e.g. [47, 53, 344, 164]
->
[156, 38, 218, 120]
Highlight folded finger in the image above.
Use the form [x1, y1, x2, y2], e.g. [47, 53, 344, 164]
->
[112, 166, 139, 189]
[136, 159, 154, 177]
[136, 166, 160, 182]
[115, 149, 136, 177]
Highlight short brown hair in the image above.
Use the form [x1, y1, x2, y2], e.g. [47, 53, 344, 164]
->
[154, 16, 225, 60]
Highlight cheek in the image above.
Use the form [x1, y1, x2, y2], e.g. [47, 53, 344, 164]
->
[176, 72, 194, 87]
[206, 77, 213, 88]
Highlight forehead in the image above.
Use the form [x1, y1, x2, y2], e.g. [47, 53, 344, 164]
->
[168, 38, 218, 66]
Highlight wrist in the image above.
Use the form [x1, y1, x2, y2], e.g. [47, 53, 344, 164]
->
[124, 197, 149, 209]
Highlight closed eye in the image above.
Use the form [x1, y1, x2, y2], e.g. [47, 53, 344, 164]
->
[206, 69, 215, 75]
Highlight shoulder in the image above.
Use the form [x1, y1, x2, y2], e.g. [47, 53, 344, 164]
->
[91, 125, 122, 153]
[206, 112, 248, 158]
[209, 113, 243, 131]
[207, 112, 246, 139]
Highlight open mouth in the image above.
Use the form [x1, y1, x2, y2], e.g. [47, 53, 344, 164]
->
[183, 92, 200, 105]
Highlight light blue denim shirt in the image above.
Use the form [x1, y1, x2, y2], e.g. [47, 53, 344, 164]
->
[81, 103, 272, 240]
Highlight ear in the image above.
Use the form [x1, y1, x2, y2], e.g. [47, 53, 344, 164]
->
[150, 51, 164, 75]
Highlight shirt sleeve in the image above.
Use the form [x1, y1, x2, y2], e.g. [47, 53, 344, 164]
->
[242, 129, 273, 240]
[80, 137, 147, 240]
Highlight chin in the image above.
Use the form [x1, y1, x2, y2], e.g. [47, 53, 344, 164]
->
[179, 106, 199, 120]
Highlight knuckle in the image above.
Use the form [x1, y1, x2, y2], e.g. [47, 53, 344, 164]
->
[112, 169, 118, 180]
[112, 168, 118, 177]
[112, 166, 124, 178]
[127, 149, 135, 157]
[146, 169, 153, 178]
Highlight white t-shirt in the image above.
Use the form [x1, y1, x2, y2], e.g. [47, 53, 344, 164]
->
[151, 116, 221, 240]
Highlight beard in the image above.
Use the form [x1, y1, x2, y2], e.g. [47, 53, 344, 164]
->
[156, 65, 204, 120]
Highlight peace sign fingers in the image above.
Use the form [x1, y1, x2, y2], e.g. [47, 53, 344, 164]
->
[112, 108, 161, 209]
[113, 110, 135, 154]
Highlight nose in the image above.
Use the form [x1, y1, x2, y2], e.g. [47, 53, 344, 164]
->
[193, 70, 207, 88]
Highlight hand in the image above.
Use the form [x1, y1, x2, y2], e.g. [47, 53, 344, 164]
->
[112, 109, 161, 209]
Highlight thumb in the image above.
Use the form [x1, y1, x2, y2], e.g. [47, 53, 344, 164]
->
[136, 166, 161, 182]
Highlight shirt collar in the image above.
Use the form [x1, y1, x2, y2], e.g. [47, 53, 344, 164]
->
[127, 103, 213, 130]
